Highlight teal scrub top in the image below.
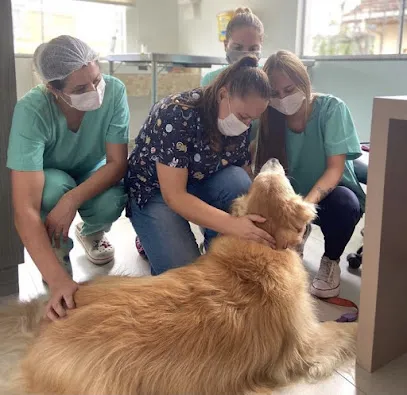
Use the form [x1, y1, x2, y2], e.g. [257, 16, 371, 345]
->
[286, 94, 366, 211]
[201, 66, 259, 143]
[201, 66, 227, 86]
[7, 74, 129, 178]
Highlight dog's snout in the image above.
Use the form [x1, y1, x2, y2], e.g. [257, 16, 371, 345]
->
[259, 158, 284, 174]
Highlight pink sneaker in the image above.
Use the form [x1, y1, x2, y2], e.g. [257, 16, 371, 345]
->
[135, 236, 148, 260]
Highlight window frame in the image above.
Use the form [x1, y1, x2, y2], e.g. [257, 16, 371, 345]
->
[299, 0, 407, 60]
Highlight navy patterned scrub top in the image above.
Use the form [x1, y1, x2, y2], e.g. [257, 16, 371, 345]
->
[125, 89, 251, 211]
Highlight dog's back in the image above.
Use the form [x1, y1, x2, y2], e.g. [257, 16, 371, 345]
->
[18, 242, 292, 395]
[0, 296, 46, 394]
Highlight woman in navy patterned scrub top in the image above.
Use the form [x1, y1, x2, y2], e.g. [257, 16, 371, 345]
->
[125, 56, 273, 275]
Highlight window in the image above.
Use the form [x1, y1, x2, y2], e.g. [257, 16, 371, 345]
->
[302, 0, 407, 56]
[12, 0, 127, 55]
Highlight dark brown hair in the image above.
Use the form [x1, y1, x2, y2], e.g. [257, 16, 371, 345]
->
[48, 78, 68, 90]
[255, 50, 312, 174]
[226, 7, 264, 42]
[177, 55, 271, 152]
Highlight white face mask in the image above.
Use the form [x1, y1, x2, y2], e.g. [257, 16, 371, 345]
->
[63, 77, 106, 111]
[217, 98, 249, 137]
[269, 91, 305, 115]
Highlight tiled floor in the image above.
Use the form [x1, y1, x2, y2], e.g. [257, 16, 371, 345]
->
[16, 213, 407, 394]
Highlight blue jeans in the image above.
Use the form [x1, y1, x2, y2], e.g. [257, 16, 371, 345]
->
[315, 186, 362, 260]
[129, 166, 251, 275]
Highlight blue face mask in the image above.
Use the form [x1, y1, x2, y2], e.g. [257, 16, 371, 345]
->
[226, 49, 261, 64]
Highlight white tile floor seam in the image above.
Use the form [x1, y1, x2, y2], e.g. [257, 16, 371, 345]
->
[14, 213, 407, 394]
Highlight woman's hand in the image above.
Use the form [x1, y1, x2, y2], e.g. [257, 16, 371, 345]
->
[45, 193, 78, 248]
[226, 215, 276, 248]
[45, 276, 79, 321]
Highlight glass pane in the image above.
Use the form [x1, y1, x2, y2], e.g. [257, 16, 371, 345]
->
[12, 0, 126, 55]
[12, 0, 43, 54]
[303, 0, 403, 56]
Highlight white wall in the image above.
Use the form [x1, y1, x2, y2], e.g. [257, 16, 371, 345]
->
[178, 0, 300, 58]
[311, 59, 407, 142]
[126, 0, 179, 54]
[125, 0, 180, 140]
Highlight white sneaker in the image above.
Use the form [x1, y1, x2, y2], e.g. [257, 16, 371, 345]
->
[296, 223, 312, 259]
[75, 222, 114, 265]
[310, 256, 341, 298]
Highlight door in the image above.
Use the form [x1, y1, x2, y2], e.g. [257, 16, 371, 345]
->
[0, 0, 24, 296]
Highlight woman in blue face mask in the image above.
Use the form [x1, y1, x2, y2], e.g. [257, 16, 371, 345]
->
[202, 7, 263, 85]
[255, 50, 365, 299]
[127, 55, 275, 275]
[7, 35, 129, 320]
[201, 7, 264, 153]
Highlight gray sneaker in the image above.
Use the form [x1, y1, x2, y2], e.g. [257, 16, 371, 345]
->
[310, 256, 341, 298]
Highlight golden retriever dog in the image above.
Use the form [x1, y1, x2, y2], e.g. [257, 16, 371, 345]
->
[0, 159, 357, 395]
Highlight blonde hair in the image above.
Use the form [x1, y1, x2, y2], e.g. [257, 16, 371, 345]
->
[265, 50, 311, 102]
[226, 7, 264, 42]
[255, 50, 312, 174]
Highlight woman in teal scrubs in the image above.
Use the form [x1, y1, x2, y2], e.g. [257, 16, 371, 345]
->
[201, 7, 263, 86]
[7, 35, 129, 320]
[256, 50, 365, 299]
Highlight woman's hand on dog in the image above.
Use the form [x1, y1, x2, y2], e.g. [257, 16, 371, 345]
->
[228, 215, 276, 248]
[46, 277, 79, 321]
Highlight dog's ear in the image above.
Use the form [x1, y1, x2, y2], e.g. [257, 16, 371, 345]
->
[285, 196, 317, 225]
[293, 198, 317, 224]
[273, 197, 316, 249]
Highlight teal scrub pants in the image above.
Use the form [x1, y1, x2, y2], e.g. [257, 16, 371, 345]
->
[41, 166, 127, 252]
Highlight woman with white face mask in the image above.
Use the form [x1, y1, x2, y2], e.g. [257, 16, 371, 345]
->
[255, 50, 365, 299]
[134, 8, 265, 262]
[127, 55, 275, 275]
[7, 35, 129, 320]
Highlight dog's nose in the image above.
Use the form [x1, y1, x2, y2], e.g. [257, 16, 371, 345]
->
[259, 157, 284, 174]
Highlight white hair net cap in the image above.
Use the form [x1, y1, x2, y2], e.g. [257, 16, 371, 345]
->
[33, 35, 99, 82]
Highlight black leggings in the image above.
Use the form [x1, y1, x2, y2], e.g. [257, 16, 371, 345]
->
[314, 186, 362, 261]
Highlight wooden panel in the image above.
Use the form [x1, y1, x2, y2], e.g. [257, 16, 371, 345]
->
[357, 96, 407, 372]
[0, 0, 23, 296]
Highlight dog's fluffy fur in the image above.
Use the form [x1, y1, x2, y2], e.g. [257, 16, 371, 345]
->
[0, 159, 357, 395]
